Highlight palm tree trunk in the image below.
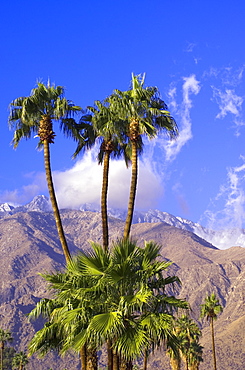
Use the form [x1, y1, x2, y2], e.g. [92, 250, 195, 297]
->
[123, 140, 138, 240]
[107, 339, 113, 370]
[86, 348, 97, 370]
[101, 151, 110, 251]
[210, 318, 217, 370]
[113, 351, 119, 370]
[143, 349, 148, 370]
[170, 357, 181, 370]
[0, 341, 4, 370]
[120, 359, 133, 370]
[43, 139, 71, 263]
[80, 345, 87, 370]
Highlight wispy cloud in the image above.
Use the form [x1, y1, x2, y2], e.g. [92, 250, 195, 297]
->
[184, 42, 196, 53]
[204, 157, 245, 230]
[212, 87, 244, 128]
[205, 65, 245, 135]
[163, 74, 201, 161]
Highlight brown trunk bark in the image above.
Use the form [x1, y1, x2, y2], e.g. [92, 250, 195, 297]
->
[101, 151, 110, 251]
[143, 350, 148, 370]
[80, 345, 87, 370]
[0, 341, 4, 370]
[170, 357, 181, 370]
[0, 348, 2, 370]
[86, 348, 98, 370]
[43, 139, 71, 263]
[120, 358, 133, 370]
[113, 352, 119, 370]
[211, 318, 217, 370]
[123, 140, 138, 240]
[107, 339, 113, 370]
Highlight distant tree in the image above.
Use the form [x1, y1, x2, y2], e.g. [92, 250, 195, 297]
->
[0, 329, 13, 370]
[167, 315, 202, 370]
[8, 82, 81, 263]
[200, 293, 223, 370]
[12, 351, 29, 370]
[188, 341, 203, 370]
[2, 346, 16, 370]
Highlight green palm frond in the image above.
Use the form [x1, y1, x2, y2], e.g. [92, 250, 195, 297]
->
[28, 322, 64, 357]
[9, 81, 81, 147]
[200, 293, 223, 321]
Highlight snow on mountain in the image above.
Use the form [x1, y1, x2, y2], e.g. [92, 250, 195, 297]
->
[0, 196, 245, 249]
[0, 195, 51, 215]
[0, 202, 15, 213]
[106, 208, 245, 249]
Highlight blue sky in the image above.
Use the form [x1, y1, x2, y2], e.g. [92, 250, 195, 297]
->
[1, 0, 245, 230]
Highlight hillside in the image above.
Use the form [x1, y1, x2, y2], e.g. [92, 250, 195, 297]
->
[0, 210, 244, 369]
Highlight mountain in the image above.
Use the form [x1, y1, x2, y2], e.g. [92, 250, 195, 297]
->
[1, 195, 245, 249]
[0, 209, 244, 370]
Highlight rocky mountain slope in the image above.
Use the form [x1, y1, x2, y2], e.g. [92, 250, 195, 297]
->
[1, 195, 245, 249]
[0, 209, 244, 369]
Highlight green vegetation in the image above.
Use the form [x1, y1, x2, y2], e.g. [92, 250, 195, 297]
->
[6, 74, 224, 369]
[12, 352, 29, 370]
[28, 239, 188, 369]
[8, 82, 81, 263]
[0, 330, 13, 370]
[200, 293, 223, 370]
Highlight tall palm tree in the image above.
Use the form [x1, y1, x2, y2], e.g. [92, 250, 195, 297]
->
[108, 73, 178, 239]
[8, 82, 81, 263]
[0, 329, 13, 370]
[200, 293, 223, 370]
[12, 351, 29, 370]
[73, 103, 129, 251]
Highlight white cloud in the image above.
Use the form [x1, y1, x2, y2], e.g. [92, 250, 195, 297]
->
[0, 172, 46, 205]
[53, 151, 163, 211]
[184, 42, 196, 53]
[204, 158, 245, 231]
[163, 74, 201, 161]
[213, 87, 243, 119]
[1, 149, 164, 210]
[212, 87, 244, 135]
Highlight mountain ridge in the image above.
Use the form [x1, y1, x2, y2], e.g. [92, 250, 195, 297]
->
[0, 209, 244, 369]
[1, 195, 245, 249]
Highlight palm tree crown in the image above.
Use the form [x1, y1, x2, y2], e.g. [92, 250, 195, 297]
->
[200, 293, 223, 322]
[200, 293, 223, 370]
[8, 82, 81, 147]
[72, 101, 130, 251]
[0, 329, 13, 370]
[108, 73, 178, 239]
[12, 351, 29, 370]
[8, 82, 81, 263]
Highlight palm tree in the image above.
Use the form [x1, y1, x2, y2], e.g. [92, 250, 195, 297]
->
[12, 351, 29, 370]
[28, 240, 188, 370]
[66, 240, 187, 369]
[200, 293, 223, 370]
[108, 73, 178, 239]
[0, 329, 13, 370]
[8, 82, 81, 263]
[73, 103, 129, 251]
[173, 316, 201, 370]
[188, 341, 203, 370]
